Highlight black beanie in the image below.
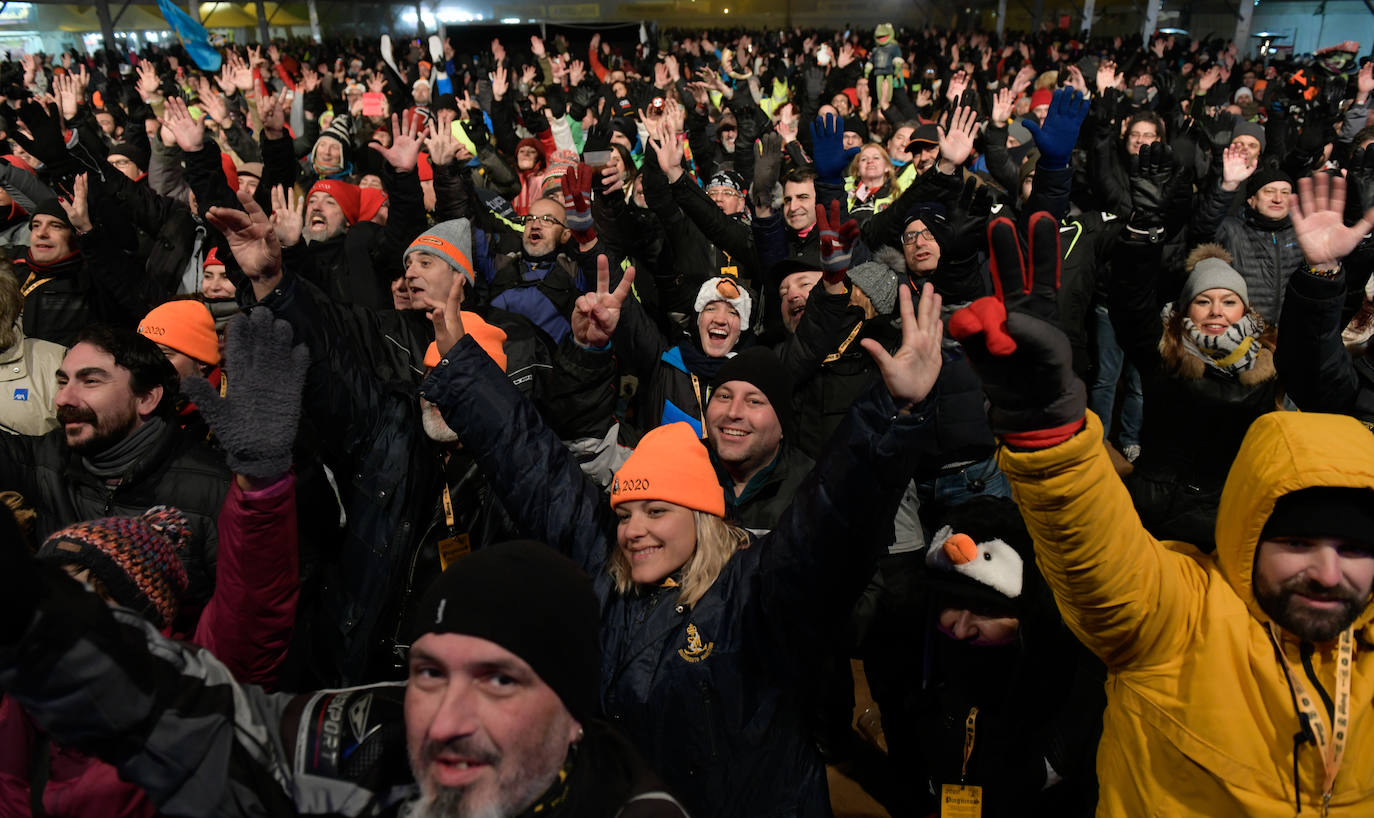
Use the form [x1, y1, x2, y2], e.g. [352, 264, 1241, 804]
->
[108, 141, 150, 172]
[29, 199, 72, 228]
[1245, 166, 1292, 199]
[710, 347, 795, 436]
[1259, 487, 1374, 547]
[410, 541, 602, 721]
[843, 115, 869, 143]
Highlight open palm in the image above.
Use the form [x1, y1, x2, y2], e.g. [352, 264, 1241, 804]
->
[1292, 173, 1374, 267]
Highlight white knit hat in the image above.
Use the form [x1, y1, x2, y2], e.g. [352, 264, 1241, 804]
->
[694, 276, 752, 328]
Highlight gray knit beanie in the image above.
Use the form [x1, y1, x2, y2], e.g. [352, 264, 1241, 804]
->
[1231, 119, 1266, 152]
[405, 218, 475, 282]
[847, 261, 900, 315]
[1179, 257, 1249, 307]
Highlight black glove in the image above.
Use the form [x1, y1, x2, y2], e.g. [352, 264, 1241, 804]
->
[0, 501, 38, 644]
[752, 132, 783, 208]
[946, 213, 1086, 448]
[182, 308, 309, 479]
[1127, 141, 1178, 230]
[12, 100, 71, 168]
[461, 114, 490, 148]
[943, 176, 999, 262]
[1346, 146, 1374, 223]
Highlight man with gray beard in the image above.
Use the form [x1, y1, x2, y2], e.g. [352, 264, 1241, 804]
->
[0, 528, 692, 818]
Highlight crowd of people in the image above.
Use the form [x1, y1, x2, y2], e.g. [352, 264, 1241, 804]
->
[0, 19, 1373, 818]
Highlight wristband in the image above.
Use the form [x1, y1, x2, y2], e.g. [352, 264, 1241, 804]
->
[1305, 263, 1341, 280]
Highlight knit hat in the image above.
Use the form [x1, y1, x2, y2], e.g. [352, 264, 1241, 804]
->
[203, 246, 225, 270]
[610, 422, 725, 516]
[37, 506, 191, 630]
[410, 540, 602, 721]
[359, 187, 389, 222]
[843, 115, 869, 143]
[423, 313, 508, 372]
[29, 199, 72, 228]
[1259, 487, 1374, 547]
[238, 161, 263, 181]
[405, 218, 475, 282]
[516, 136, 548, 170]
[1180, 243, 1249, 307]
[609, 116, 638, 145]
[107, 141, 149, 172]
[313, 114, 354, 166]
[1245, 166, 1292, 199]
[847, 258, 899, 315]
[1231, 119, 1267, 152]
[694, 276, 752, 328]
[1006, 121, 1033, 146]
[1234, 86, 1255, 102]
[307, 180, 362, 224]
[138, 300, 222, 365]
[706, 169, 747, 196]
[1030, 88, 1054, 109]
[716, 112, 738, 132]
[710, 347, 795, 435]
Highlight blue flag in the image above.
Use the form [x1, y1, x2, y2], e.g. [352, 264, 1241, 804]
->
[156, 0, 221, 72]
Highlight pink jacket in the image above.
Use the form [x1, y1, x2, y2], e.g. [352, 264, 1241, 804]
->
[0, 474, 298, 818]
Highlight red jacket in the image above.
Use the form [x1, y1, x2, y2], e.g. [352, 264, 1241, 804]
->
[0, 474, 298, 818]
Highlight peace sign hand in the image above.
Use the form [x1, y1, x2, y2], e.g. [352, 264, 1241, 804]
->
[862, 282, 945, 408]
[571, 255, 635, 349]
[946, 212, 1086, 448]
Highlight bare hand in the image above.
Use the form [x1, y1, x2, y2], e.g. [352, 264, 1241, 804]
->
[491, 63, 509, 100]
[1219, 143, 1256, 191]
[1291, 173, 1374, 267]
[373, 112, 430, 173]
[938, 105, 978, 171]
[160, 95, 206, 153]
[58, 173, 94, 234]
[269, 184, 304, 247]
[571, 256, 635, 348]
[206, 191, 283, 294]
[429, 273, 468, 356]
[861, 283, 944, 406]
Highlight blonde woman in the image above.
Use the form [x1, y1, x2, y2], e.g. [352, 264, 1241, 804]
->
[845, 142, 898, 224]
[420, 271, 946, 818]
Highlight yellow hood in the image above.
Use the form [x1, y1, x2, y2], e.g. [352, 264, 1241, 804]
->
[1214, 411, 1374, 628]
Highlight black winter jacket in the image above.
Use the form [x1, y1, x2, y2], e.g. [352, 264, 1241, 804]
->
[1277, 265, 1374, 426]
[1191, 180, 1304, 326]
[421, 334, 936, 818]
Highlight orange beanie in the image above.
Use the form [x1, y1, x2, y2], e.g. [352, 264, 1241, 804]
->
[424, 312, 508, 372]
[137, 301, 221, 365]
[610, 422, 725, 516]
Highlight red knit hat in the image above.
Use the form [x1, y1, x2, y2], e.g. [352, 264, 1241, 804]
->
[359, 188, 389, 222]
[1030, 88, 1054, 109]
[424, 312, 508, 372]
[203, 246, 225, 270]
[308, 179, 362, 224]
[610, 422, 725, 516]
[138, 300, 222, 365]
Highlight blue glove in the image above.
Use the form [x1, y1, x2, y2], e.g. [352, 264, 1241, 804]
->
[810, 113, 859, 186]
[1020, 88, 1089, 170]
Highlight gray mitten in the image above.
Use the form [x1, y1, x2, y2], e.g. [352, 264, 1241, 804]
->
[182, 308, 309, 479]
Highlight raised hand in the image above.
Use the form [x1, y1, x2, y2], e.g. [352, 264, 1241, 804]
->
[810, 112, 856, 185]
[937, 105, 978, 172]
[946, 213, 1086, 448]
[58, 173, 93, 234]
[530, 34, 546, 58]
[1011, 64, 1037, 97]
[1096, 60, 1120, 94]
[569, 58, 586, 87]
[945, 69, 969, 103]
[492, 38, 507, 64]
[1196, 65, 1222, 95]
[816, 200, 860, 280]
[1219, 142, 1256, 191]
[160, 95, 206, 153]
[136, 60, 161, 101]
[491, 63, 509, 100]
[562, 163, 598, 244]
[1020, 88, 1089, 169]
[269, 184, 304, 248]
[425, 119, 460, 166]
[429, 273, 468, 357]
[861, 283, 944, 408]
[52, 72, 80, 123]
[571, 256, 635, 349]
[206, 191, 283, 298]
[372, 112, 429, 173]
[752, 132, 783, 211]
[1357, 61, 1374, 102]
[199, 81, 230, 125]
[990, 86, 1014, 125]
[182, 309, 309, 480]
[1291, 173, 1374, 268]
[1127, 142, 1180, 229]
[651, 130, 685, 182]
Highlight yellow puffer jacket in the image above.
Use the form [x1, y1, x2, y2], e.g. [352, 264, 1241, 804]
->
[1000, 410, 1374, 817]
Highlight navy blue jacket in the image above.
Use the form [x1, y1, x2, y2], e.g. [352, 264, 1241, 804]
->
[421, 334, 936, 818]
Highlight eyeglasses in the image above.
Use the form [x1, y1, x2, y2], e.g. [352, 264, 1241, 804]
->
[900, 228, 934, 245]
[523, 214, 567, 228]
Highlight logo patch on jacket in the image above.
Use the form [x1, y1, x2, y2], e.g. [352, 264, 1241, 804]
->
[678, 623, 714, 662]
[11, 388, 26, 401]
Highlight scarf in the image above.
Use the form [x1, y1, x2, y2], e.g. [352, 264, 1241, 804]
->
[1177, 310, 1263, 375]
[81, 416, 167, 480]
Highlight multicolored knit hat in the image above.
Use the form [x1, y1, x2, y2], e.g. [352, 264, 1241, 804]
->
[37, 506, 191, 630]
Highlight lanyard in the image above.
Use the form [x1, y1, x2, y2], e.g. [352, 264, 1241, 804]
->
[1270, 625, 1353, 815]
[689, 374, 708, 439]
[20, 272, 52, 298]
[441, 484, 455, 530]
[960, 706, 979, 782]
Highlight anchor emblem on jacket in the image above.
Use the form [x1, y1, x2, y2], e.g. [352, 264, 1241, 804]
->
[678, 623, 714, 662]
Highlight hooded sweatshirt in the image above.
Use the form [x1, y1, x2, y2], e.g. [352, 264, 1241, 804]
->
[999, 410, 1374, 816]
